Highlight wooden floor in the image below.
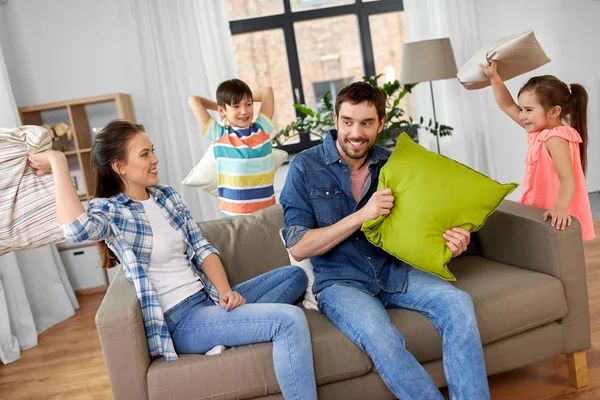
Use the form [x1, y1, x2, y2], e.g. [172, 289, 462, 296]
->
[2, 224, 600, 400]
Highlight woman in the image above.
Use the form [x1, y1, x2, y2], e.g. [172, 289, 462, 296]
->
[29, 120, 317, 400]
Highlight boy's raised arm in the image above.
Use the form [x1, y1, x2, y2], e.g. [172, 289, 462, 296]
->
[253, 87, 275, 119]
[188, 95, 217, 128]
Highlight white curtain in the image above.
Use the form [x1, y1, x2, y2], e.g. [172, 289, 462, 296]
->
[128, 0, 238, 222]
[0, 248, 79, 364]
[404, 0, 495, 177]
[0, 27, 79, 365]
[0, 12, 18, 129]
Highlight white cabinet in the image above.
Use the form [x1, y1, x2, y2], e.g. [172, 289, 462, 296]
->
[59, 245, 106, 290]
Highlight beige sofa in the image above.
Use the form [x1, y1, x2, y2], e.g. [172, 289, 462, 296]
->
[96, 201, 591, 400]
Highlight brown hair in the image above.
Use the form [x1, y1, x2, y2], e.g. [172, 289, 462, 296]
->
[335, 82, 386, 121]
[518, 75, 589, 173]
[91, 119, 145, 269]
[216, 79, 253, 108]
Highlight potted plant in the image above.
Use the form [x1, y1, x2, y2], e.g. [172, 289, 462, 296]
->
[43, 123, 74, 152]
[271, 75, 453, 148]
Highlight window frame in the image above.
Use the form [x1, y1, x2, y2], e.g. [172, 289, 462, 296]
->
[229, 0, 404, 154]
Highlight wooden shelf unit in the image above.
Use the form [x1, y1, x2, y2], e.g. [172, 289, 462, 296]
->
[19, 94, 136, 289]
[19, 93, 135, 202]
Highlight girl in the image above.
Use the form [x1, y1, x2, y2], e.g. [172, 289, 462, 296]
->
[481, 60, 595, 240]
[28, 120, 317, 400]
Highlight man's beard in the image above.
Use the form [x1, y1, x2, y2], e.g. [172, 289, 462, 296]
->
[338, 137, 372, 160]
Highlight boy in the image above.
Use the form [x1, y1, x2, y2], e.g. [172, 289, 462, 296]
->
[189, 79, 276, 216]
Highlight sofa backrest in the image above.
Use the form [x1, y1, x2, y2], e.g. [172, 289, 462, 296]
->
[198, 204, 291, 286]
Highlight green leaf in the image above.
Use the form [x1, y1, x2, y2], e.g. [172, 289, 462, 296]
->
[323, 91, 332, 111]
[294, 104, 315, 117]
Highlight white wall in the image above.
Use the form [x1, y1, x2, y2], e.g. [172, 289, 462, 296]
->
[1, 0, 145, 107]
[474, 0, 600, 197]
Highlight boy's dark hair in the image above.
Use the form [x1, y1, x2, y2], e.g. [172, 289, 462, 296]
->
[335, 82, 386, 121]
[216, 79, 253, 107]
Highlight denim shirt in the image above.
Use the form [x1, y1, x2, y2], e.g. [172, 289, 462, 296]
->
[280, 130, 408, 296]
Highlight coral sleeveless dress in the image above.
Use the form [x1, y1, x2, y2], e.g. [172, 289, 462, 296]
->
[520, 126, 595, 240]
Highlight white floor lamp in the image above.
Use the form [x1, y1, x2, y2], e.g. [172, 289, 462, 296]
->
[399, 38, 458, 154]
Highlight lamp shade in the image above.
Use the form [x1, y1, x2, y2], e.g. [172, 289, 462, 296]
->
[400, 38, 458, 84]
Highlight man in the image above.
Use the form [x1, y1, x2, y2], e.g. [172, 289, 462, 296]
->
[280, 82, 490, 399]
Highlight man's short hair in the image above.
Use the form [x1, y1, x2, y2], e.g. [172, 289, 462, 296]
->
[216, 79, 253, 107]
[335, 82, 386, 121]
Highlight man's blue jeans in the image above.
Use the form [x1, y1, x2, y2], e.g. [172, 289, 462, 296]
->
[164, 265, 317, 400]
[317, 266, 490, 400]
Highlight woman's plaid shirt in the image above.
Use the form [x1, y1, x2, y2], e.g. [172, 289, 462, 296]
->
[62, 185, 220, 361]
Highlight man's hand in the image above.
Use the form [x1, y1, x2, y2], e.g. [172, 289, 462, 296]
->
[219, 290, 246, 311]
[444, 227, 470, 258]
[359, 188, 394, 222]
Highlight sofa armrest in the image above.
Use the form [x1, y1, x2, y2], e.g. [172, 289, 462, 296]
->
[477, 200, 590, 354]
[95, 268, 150, 400]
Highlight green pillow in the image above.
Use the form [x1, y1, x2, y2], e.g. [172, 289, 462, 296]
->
[361, 133, 517, 281]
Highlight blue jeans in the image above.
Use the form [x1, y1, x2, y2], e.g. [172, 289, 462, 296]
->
[317, 267, 490, 400]
[164, 265, 317, 400]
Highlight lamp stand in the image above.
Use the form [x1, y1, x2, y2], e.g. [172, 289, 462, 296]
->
[429, 80, 441, 154]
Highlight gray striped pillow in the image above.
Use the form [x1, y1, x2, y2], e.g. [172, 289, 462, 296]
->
[0, 125, 65, 255]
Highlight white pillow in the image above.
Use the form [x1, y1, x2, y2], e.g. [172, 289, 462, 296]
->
[457, 30, 550, 90]
[278, 229, 318, 311]
[182, 144, 288, 197]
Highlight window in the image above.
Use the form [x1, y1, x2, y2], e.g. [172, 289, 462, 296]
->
[291, 0, 355, 13]
[231, 29, 296, 133]
[229, 0, 404, 154]
[313, 78, 354, 111]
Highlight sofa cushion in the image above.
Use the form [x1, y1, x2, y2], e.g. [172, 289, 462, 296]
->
[198, 204, 289, 287]
[306, 310, 374, 384]
[453, 256, 568, 344]
[148, 343, 279, 400]
[388, 255, 568, 363]
[278, 229, 318, 311]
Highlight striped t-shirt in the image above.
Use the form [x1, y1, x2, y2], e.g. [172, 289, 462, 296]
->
[202, 113, 276, 216]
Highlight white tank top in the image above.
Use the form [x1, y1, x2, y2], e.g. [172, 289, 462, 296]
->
[140, 197, 204, 312]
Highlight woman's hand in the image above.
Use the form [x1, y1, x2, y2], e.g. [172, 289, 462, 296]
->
[219, 290, 246, 311]
[28, 150, 84, 224]
[28, 150, 63, 176]
[543, 209, 572, 231]
[479, 59, 499, 79]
